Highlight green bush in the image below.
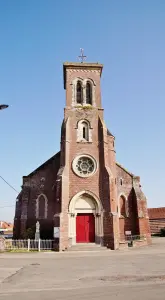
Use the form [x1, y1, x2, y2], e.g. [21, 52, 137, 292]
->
[22, 227, 35, 239]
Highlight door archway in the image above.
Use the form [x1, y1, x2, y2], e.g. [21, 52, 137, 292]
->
[68, 191, 103, 245]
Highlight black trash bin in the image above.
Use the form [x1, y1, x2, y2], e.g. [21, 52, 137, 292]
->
[128, 240, 133, 247]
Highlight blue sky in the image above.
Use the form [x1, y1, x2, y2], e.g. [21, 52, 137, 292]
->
[0, 0, 165, 222]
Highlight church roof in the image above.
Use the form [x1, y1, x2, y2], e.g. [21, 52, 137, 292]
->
[25, 148, 135, 184]
[116, 162, 134, 177]
[27, 151, 60, 177]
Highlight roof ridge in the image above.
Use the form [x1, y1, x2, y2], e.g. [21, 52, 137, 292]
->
[148, 207, 165, 210]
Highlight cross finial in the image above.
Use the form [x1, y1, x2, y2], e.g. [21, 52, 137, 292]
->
[78, 48, 87, 63]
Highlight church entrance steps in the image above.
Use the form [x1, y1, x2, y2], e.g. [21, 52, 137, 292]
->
[67, 243, 109, 252]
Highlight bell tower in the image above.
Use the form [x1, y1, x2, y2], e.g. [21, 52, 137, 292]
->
[57, 54, 119, 251]
[63, 61, 103, 108]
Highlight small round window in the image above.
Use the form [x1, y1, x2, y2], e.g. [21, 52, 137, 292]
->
[72, 155, 97, 177]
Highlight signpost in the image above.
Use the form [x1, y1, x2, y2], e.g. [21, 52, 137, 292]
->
[54, 227, 60, 238]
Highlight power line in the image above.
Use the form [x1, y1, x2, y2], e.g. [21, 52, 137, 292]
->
[0, 176, 19, 209]
[0, 205, 15, 208]
[0, 175, 19, 194]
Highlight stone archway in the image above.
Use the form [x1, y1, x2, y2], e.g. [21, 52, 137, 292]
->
[68, 191, 103, 246]
[118, 193, 128, 241]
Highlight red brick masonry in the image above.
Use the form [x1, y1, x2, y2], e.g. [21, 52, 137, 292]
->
[148, 208, 165, 234]
[14, 61, 152, 250]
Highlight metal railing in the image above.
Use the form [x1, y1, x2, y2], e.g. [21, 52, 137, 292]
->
[125, 234, 147, 241]
[1, 239, 54, 252]
[119, 234, 149, 247]
[119, 234, 148, 242]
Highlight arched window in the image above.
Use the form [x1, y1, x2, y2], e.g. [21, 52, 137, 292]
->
[77, 120, 91, 142]
[86, 81, 92, 104]
[119, 195, 126, 217]
[76, 81, 83, 104]
[82, 121, 89, 141]
[36, 194, 48, 219]
[38, 195, 45, 218]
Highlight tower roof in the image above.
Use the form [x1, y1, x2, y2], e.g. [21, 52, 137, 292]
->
[63, 62, 103, 89]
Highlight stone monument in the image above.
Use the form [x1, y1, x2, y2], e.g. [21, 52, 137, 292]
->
[35, 221, 40, 240]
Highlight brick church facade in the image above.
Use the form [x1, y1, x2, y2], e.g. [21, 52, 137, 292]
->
[14, 61, 151, 250]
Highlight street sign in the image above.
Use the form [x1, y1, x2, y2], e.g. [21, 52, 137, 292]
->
[54, 227, 60, 238]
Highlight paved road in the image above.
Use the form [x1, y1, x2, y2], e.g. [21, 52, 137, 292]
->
[0, 238, 165, 299]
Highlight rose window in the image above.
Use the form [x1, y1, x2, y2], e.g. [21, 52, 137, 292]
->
[72, 155, 97, 177]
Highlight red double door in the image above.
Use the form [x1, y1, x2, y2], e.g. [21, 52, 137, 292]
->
[76, 213, 95, 243]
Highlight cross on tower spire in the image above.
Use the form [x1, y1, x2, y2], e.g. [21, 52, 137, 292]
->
[78, 48, 87, 63]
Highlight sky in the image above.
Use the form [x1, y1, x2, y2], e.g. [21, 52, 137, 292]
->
[0, 0, 165, 222]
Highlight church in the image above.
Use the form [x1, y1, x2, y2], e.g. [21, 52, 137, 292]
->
[14, 58, 151, 250]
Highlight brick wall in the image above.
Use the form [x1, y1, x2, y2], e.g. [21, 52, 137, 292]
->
[14, 153, 60, 238]
[59, 63, 120, 250]
[116, 164, 139, 236]
[148, 208, 165, 234]
[14, 62, 151, 249]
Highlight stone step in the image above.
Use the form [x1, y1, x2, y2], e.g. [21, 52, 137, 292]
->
[67, 243, 109, 252]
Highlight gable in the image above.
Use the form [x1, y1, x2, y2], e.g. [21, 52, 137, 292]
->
[116, 162, 134, 177]
[27, 151, 60, 177]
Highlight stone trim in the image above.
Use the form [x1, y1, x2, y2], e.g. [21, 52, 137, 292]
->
[72, 154, 97, 178]
[76, 119, 92, 142]
[68, 191, 103, 245]
[118, 193, 129, 218]
[68, 190, 103, 214]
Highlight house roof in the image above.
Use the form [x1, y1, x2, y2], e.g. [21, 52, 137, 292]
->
[0, 221, 13, 230]
[148, 207, 165, 220]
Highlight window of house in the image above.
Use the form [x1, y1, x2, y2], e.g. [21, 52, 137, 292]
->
[120, 178, 123, 185]
[86, 81, 92, 104]
[76, 81, 83, 104]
